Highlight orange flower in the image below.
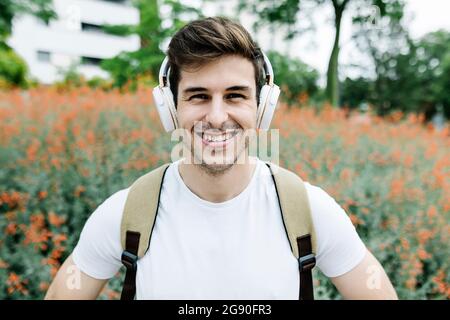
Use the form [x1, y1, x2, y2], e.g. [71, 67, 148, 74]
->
[403, 154, 414, 168]
[48, 211, 66, 227]
[417, 230, 433, 245]
[349, 214, 364, 226]
[5, 222, 17, 235]
[426, 205, 437, 219]
[53, 233, 68, 246]
[340, 168, 352, 181]
[389, 178, 404, 199]
[51, 158, 61, 169]
[400, 238, 410, 250]
[39, 282, 50, 292]
[432, 269, 450, 298]
[38, 191, 48, 200]
[360, 207, 370, 215]
[417, 247, 431, 260]
[0, 259, 9, 268]
[405, 277, 416, 290]
[50, 247, 65, 260]
[1, 191, 22, 209]
[6, 272, 29, 296]
[74, 185, 86, 197]
[26, 139, 41, 162]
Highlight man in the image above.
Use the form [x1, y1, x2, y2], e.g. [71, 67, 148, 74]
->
[45, 17, 397, 300]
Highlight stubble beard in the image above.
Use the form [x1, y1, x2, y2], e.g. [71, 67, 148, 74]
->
[187, 132, 249, 177]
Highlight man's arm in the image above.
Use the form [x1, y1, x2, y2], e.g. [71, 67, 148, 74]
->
[330, 249, 398, 300]
[45, 254, 108, 300]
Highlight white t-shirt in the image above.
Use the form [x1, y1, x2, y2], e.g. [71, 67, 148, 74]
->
[72, 159, 366, 299]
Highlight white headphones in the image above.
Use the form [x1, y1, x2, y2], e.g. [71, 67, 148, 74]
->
[152, 51, 280, 132]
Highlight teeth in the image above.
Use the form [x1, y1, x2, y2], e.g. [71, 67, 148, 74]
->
[202, 132, 235, 142]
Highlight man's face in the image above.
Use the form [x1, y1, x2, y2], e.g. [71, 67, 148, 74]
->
[176, 54, 258, 175]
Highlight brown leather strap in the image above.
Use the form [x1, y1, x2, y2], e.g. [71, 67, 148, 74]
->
[297, 234, 315, 300]
[120, 231, 140, 300]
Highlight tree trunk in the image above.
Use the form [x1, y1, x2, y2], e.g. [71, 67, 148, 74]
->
[326, 1, 346, 107]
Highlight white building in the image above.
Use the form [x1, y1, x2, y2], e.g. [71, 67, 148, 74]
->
[8, 0, 140, 84]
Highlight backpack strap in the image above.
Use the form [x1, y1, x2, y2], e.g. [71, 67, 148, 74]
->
[120, 163, 170, 300]
[119, 161, 316, 300]
[266, 162, 317, 300]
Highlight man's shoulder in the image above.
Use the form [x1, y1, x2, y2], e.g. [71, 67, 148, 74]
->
[258, 160, 324, 200]
[95, 162, 177, 217]
[260, 161, 346, 221]
[86, 187, 131, 231]
[100, 187, 131, 210]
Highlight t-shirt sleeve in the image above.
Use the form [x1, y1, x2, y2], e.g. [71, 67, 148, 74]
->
[305, 183, 367, 278]
[71, 188, 130, 280]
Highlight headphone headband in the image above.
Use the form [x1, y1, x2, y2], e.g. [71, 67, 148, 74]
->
[158, 51, 274, 88]
[153, 49, 280, 132]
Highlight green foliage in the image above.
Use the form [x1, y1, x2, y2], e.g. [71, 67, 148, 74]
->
[101, 47, 164, 89]
[267, 51, 319, 106]
[0, 0, 55, 42]
[0, 45, 28, 88]
[340, 77, 371, 110]
[53, 64, 113, 91]
[238, 0, 406, 107]
[55, 63, 85, 88]
[86, 76, 113, 90]
[344, 30, 450, 119]
[0, 0, 55, 87]
[101, 0, 204, 89]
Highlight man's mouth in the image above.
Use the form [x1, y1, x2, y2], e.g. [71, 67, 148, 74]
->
[194, 130, 240, 148]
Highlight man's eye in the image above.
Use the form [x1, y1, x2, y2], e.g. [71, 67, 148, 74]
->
[189, 94, 208, 101]
[188, 93, 245, 101]
[226, 93, 245, 100]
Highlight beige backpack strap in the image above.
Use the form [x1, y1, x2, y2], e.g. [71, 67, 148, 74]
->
[120, 162, 170, 258]
[266, 162, 317, 256]
[120, 162, 170, 300]
[266, 162, 317, 300]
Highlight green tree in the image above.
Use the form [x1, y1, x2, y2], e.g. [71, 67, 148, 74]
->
[346, 29, 450, 120]
[340, 76, 371, 110]
[101, 0, 203, 89]
[267, 51, 319, 106]
[238, 0, 405, 107]
[0, 0, 55, 45]
[350, 3, 409, 116]
[0, 45, 28, 88]
[0, 0, 55, 87]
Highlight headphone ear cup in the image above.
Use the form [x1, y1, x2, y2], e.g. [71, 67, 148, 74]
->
[161, 87, 178, 129]
[258, 84, 280, 131]
[256, 85, 271, 129]
[152, 86, 178, 132]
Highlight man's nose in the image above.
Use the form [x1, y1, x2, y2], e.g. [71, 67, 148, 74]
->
[204, 96, 229, 128]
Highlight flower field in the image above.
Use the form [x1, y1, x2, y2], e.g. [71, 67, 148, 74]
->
[0, 86, 448, 299]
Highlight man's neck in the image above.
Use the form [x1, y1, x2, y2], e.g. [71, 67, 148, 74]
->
[178, 157, 257, 203]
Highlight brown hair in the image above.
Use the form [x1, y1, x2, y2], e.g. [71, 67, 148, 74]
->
[167, 16, 265, 107]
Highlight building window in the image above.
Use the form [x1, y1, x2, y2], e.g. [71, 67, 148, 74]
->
[37, 51, 51, 62]
[81, 22, 104, 34]
[81, 56, 103, 66]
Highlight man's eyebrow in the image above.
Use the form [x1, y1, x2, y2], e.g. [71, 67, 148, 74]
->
[182, 85, 251, 95]
[225, 86, 251, 92]
[182, 87, 208, 94]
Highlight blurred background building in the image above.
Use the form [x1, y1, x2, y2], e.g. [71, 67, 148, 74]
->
[7, 0, 140, 83]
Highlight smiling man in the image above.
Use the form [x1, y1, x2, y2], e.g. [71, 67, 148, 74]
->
[177, 53, 259, 198]
[45, 17, 398, 300]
